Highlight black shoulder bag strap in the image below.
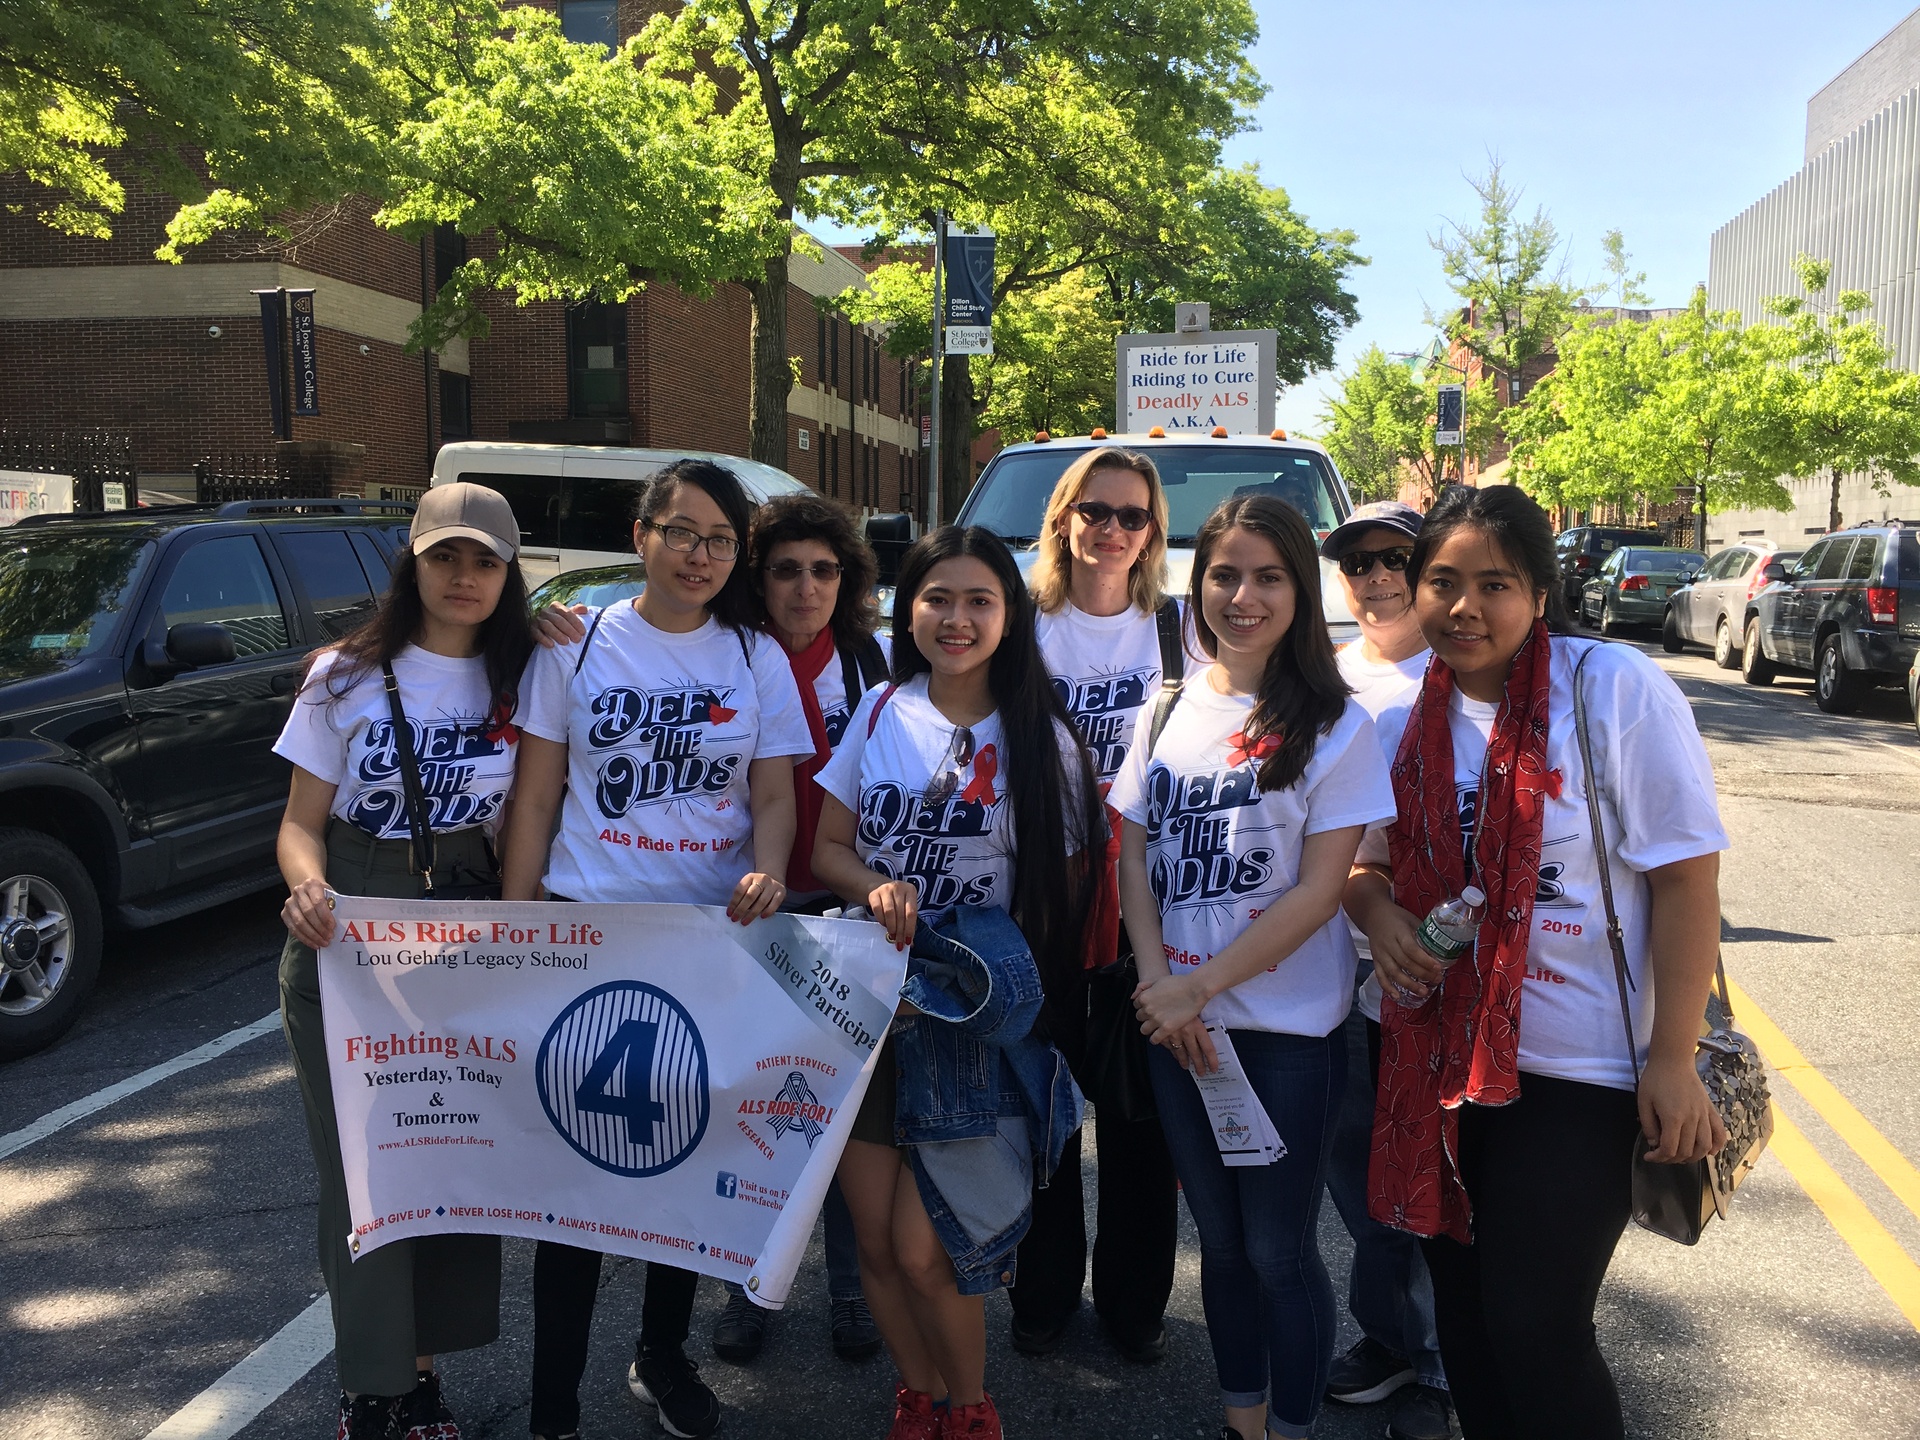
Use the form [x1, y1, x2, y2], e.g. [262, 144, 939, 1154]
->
[381, 662, 438, 895]
[838, 633, 888, 714]
[571, 606, 611, 677]
[1146, 597, 1188, 755]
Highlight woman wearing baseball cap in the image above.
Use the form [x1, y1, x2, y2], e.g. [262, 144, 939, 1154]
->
[273, 482, 534, 1440]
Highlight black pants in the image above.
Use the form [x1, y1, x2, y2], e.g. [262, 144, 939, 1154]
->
[529, 1245, 700, 1436]
[1418, 1073, 1641, 1440]
[1008, 967, 1178, 1337]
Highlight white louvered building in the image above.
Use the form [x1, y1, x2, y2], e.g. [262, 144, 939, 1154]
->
[1706, 8, 1920, 546]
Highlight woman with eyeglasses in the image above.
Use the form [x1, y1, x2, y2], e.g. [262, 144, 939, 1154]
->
[1007, 446, 1199, 1365]
[813, 526, 1104, 1440]
[702, 491, 890, 1367]
[500, 459, 816, 1440]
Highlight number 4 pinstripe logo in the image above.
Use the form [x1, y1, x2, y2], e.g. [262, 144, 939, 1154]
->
[537, 982, 710, 1176]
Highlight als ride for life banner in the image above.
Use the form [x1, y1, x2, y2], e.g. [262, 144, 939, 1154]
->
[318, 898, 905, 1308]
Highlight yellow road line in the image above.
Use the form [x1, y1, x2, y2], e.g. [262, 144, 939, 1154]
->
[1727, 978, 1920, 1227]
[1766, 1106, 1920, 1332]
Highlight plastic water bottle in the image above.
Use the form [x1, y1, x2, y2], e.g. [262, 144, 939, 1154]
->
[1415, 884, 1486, 968]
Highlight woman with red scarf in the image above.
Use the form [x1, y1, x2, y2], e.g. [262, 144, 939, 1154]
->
[1344, 486, 1728, 1440]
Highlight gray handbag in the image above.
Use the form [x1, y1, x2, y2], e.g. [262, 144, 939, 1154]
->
[1570, 644, 1773, 1245]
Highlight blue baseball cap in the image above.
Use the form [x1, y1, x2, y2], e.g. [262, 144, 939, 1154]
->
[1320, 501, 1425, 560]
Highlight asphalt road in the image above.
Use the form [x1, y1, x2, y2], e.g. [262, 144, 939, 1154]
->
[4, 629, 1918, 1440]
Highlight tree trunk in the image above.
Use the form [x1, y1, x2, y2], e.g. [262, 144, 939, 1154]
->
[1828, 465, 1843, 532]
[940, 355, 976, 526]
[746, 241, 794, 468]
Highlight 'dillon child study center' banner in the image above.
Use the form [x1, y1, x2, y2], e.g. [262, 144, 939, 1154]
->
[317, 898, 905, 1307]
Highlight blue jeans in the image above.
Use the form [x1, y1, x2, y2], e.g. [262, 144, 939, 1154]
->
[1151, 1028, 1345, 1440]
[724, 1176, 862, 1302]
[1325, 1006, 1446, 1388]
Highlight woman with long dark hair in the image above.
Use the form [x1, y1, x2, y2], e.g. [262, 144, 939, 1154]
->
[812, 525, 1103, 1440]
[499, 458, 816, 1440]
[274, 483, 533, 1440]
[1110, 495, 1395, 1440]
[1345, 485, 1727, 1440]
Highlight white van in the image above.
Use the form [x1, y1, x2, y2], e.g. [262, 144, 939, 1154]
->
[429, 442, 813, 587]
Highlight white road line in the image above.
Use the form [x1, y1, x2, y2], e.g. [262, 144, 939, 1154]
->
[143, 1295, 334, 1440]
[0, 1011, 280, 1162]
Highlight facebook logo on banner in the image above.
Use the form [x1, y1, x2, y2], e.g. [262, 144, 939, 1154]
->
[715, 1171, 738, 1199]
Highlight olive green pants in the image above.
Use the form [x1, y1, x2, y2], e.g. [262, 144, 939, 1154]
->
[280, 822, 501, 1397]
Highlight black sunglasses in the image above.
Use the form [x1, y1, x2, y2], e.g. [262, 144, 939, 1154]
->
[1068, 500, 1153, 533]
[764, 560, 843, 583]
[1337, 546, 1413, 577]
[918, 725, 976, 823]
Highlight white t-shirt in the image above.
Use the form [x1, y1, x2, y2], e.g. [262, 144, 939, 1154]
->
[814, 633, 893, 752]
[815, 675, 1083, 924]
[1108, 681, 1396, 1037]
[517, 603, 815, 905]
[1337, 642, 1429, 720]
[1036, 601, 1204, 789]
[273, 645, 516, 839]
[1354, 639, 1728, 1090]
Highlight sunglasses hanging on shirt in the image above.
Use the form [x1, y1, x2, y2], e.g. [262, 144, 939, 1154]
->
[918, 724, 977, 824]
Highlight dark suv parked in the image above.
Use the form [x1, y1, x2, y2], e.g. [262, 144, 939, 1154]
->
[1554, 525, 1667, 611]
[1741, 522, 1920, 712]
[0, 500, 413, 1058]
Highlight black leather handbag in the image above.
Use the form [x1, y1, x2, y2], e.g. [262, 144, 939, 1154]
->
[380, 663, 502, 901]
[1571, 646, 1772, 1245]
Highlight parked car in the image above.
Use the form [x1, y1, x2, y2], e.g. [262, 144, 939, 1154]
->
[527, 563, 645, 613]
[0, 499, 415, 1058]
[1661, 542, 1801, 668]
[1741, 522, 1920, 712]
[1554, 525, 1665, 611]
[430, 442, 812, 587]
[1579, 546, 1705, 634]
[954, 430, 1358, 643]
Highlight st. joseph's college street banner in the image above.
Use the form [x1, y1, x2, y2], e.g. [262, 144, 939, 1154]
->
[318, 898, 905, 1307]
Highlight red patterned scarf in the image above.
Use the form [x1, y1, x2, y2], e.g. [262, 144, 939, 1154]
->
[1368, 621, 1555, 1242]
[780, 625, 838, 893]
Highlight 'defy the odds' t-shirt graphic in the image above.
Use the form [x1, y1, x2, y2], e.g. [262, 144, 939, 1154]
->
[518, 604, 815, 907]
[1037, 602, 1202, 787]
[274, 645, 516, 839]
[1110, 685, 1394, 1038]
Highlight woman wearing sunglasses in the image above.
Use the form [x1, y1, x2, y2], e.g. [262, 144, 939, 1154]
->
[813, 526, 1104, 1440]
[500, 459, 816, 1440]
[1317, 502, 1456, 1440]
[1008, 447, 1200, 1365]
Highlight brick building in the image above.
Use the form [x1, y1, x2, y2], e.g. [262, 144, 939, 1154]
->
[0, 0, 923, 513]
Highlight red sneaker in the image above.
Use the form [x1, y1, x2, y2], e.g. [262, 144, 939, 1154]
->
[885, 1385, 943, 1440]
[941, 1395, 1002, 1439]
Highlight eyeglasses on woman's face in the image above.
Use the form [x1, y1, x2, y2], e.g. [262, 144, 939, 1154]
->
[1068, 500, 1153, 533]
[1337, 545, 1413, 577]
[764, 559, 843, 583]
[647, 522, 739, 562]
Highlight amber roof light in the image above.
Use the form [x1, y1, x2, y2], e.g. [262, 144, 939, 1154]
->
[1090, 427, 1108, 439]
[1147, 425, 1166, 438]
[1033, 430, 1051, 442]
[1271, 428, 1288, 440]
[1210, 425, 1229, 438]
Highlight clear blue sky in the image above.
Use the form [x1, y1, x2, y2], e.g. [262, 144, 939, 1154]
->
[1245, 0, 1920, 433]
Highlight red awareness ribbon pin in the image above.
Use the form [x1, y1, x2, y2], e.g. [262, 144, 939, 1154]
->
[1226, 729, 1281, 768]
[960, 743, 999, 805]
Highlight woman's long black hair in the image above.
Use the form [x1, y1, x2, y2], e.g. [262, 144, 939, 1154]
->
[315, 546, 534, 731]
[634, 458, 759, 634]
[1405, 483, 1575, 634]
[890, 526, 1105, 996]
[1189, 495, 1348, 793]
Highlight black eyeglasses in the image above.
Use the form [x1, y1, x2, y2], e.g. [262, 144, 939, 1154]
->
[1337, 546, 1413, 577]
[764, 560, 843, 583]
[1069, 500, 1153, 532]
[646, 522, 740, 562]
[918, 725, 976, 823]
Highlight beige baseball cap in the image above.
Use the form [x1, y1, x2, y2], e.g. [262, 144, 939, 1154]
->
[410, 482, 520, 560]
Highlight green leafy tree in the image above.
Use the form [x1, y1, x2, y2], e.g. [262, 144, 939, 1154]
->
[1764, 255, 1920, 530]
[1598, 229, 1652, 307]
[1, 0, 388, 241]
[1431, 161, 1584, 411]
[1318, 345, 1497, 504]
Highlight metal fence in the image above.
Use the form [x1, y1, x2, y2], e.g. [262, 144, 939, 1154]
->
[0, 430, 139, 511]
[193, 455, 302, 504]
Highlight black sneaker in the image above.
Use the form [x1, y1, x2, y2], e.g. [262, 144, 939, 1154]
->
[709, 1289, 767, 1364]
[402, 1371, 461, 1440]
[1100, 1316, 1168, 1365]
[828, 1294, 881, 1361]
[1325, 1336, 1416, 1405]
[1387, 1384, 1456, 1440]
[1008, 1309, 1073, 1356]
[628, 1346, 721, 1438]
[336, 1393, 403, 1440]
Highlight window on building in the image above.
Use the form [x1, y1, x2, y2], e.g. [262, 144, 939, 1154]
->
[433, 223, 467, 295]
[439, 371, 471, 440]
[830, 318, 840, 389]
[816, 313, 827, 389]
[816, 424, 827, 492]
[560, 0, 617, 52]
[567, 301, 628, 417]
